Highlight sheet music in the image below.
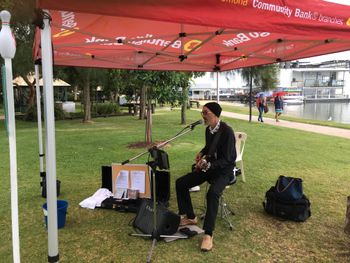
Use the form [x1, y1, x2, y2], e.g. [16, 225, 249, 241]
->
[114, 188, 126, 199]
[130, 170, 146, 194]
[116, 170, 129, 189]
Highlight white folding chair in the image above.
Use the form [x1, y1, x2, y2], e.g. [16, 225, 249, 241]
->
[235, 132, 247, 182]
[214, 132, 247, 229]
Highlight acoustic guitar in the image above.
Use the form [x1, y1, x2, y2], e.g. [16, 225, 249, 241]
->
[195, 155, 211, 172]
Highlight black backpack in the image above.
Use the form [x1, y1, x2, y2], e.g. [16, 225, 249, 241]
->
[263, 186, 311, 222]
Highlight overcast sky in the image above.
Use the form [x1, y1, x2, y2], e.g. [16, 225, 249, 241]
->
[298, 51, 350, 63]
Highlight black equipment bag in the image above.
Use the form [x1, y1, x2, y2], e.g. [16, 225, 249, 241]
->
[99, 197, 140, 213]
[133, 199, 180, 236]
[275, 175, 303, 201]
[263, 186, 311, 222]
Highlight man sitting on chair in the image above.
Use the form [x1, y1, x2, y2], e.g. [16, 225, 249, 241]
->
[176, 102, 236, 252]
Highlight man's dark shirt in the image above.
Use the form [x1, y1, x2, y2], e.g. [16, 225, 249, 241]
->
[200, 121, 236, 176]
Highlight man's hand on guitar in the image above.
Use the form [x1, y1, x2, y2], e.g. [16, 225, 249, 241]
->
[195, 156, 211, 172]
[195, 152, 203, 163]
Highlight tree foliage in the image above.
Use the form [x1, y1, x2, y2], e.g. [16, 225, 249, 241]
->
[0, 1, 38, 108]
[56, 66, 108, 122]
[240, 64, 279, 91]
[98, 70, 203, 144]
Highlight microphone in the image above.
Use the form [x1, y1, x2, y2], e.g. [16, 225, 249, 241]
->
[188, 119, 203, 129]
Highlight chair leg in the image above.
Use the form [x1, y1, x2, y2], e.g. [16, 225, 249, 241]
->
[219, 195, 234, 231]
[240, 161, 245, 182]
[200, 185, 234, 230]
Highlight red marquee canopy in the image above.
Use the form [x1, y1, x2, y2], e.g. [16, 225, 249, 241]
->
[37, 0, 350, 71]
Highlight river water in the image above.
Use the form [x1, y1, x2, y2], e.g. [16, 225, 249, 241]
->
[270, 102, 350, 124]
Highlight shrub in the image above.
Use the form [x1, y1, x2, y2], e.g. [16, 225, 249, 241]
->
[24, 104, 66, 121]
[93, 103, 120, 116]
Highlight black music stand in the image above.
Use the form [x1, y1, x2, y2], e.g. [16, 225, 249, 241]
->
[122, 122, 202, 263]
[130, 148, 185, 263]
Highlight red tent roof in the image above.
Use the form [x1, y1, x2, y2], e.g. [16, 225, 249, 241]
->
[37, 0, 350, 71]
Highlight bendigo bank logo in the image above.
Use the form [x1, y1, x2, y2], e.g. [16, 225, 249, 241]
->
[184, 40, 202, 52]
[53, 27, 79, 38]
[347, 18, 350, 26]
[55, 11, 79, 38]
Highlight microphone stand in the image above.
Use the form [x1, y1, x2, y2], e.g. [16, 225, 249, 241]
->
[121, 123, 199, 165]
[122, 123, 201, 263]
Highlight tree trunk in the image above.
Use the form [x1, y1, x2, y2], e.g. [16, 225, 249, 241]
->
[345, 196, 350, 236]
[249, 68, 253, 122]
[73, 85, 78, 101]
[181, 86, 188, 125]
[83, 70, 92, 123]
[139, 85, 146, 120]
[22, 75, 35, 109]
[145, 96, 152, 145]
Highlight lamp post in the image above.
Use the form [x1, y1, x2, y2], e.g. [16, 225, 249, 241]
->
[249, 67, 253, 122]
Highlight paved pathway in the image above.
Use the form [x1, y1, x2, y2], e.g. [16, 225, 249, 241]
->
[192, 108, 350, 140]
[221, 111, 350, 139]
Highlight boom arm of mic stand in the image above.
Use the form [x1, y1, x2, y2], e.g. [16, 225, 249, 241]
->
[121, 126, 195, 165]
[154, 127, 194, 149]
[121, 149, 149, 165]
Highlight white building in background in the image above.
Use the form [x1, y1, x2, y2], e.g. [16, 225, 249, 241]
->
[190, 60, 350, 101]
[279, 60, 350, 101]
[190, 72, 245, 100]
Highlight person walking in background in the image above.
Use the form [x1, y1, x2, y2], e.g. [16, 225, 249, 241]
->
[256, 94, 266, 122]
[274, 94, 284, 122]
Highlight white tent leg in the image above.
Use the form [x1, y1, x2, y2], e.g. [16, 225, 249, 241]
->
[5, 58, 21, 263]
[41, 11, 59, 262]
[35, 64, 45, 182]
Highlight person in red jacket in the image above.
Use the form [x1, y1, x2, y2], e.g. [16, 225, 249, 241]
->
[256, 94, 267, 122]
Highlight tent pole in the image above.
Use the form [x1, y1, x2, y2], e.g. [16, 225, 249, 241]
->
[5, 55, 21, 263]
[41, 10, 59, 263]
[35, 64, 45, 186]
[216, 71, 219, 103]
[0, 10, 20, 263]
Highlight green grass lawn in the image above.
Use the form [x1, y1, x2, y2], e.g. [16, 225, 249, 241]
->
[1, 108, 350, 262]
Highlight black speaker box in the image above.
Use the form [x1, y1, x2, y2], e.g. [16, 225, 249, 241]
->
[151, 170, 170, 206]
[41, 179, 61, 198]
[101, 166, 112, 191]
[133, 199, 180, 236]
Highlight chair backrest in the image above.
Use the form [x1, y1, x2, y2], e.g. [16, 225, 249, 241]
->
[235, 132, 247, 162]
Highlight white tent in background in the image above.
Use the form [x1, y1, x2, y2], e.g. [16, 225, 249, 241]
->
[12, 76, 70, 87]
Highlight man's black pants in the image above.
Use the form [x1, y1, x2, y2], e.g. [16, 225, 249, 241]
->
[176, 169, 231, 233]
